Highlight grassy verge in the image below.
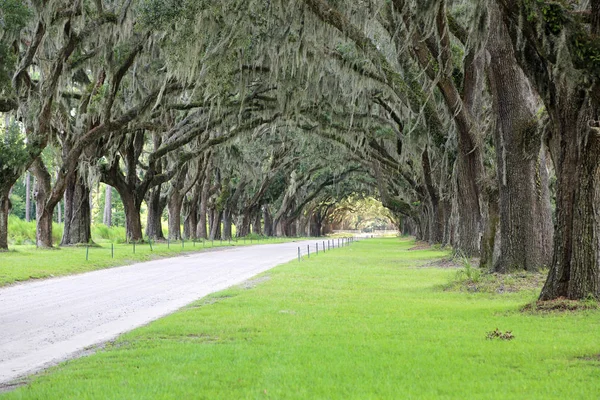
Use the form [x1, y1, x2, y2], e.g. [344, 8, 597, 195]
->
[3, 238, 600, 399]
[0, 236, 303, 287]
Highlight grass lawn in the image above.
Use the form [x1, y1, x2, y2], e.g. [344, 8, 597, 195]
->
[0, 236, 300, 287]
[3, 238, 600, 399]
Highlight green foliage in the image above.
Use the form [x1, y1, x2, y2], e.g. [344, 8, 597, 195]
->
[7, 215, 63, 245]
[91, 225, 127, 244]
[0, 123, 29, 175]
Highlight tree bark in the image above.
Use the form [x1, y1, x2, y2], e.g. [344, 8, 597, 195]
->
[61, 172, 92, 245]
[539, 100, 600, 300]
[32, 159, 54, 248]
[121, 191, 143, 242]
[167, 192, 183, 240]
[263, 206, 274, 237]
[196, 178, 209, 239]
[103, 185, 112, 227]
[0, 190, 10, 250]
[252, 211, 262, 235]
[487, 5, 553, 272]
[145, 186, 166, 240]
[209, 208, 222, 240]
[237, 210, 251, 237]
[222, 208, 232, 240]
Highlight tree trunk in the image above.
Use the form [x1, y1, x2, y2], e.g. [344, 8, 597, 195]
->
[33, 162, 54, 248]
[167, 192, 183, 240]
[61, 172, 92, 245]
[252, 211, 262, 235]
[56, 200, 62, 224]
[0, 190, 10, 250]
[540, 100, 600, 300]
[183, 187, 199, 240]
[487, 6, 553, 272]
[263, 207, 274, 237]
[121, 191, 143, 242]
[25, 171, 31, 222]
[196, 179, 209, 239]
[103, 185, 112, 227]
[209, 208, 222, 240]
[145, 186, 166, 240]
[222, 208, 232, 240]
[237, 210, 251, 237]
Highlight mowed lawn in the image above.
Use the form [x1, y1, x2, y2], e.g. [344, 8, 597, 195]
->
[3, 238, 600, 399]
[0, 237, 295, 286]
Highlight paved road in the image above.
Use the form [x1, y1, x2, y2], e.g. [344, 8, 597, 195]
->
[0, 240, 315, 384]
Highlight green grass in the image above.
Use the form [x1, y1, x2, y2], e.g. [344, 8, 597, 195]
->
[0, 236, 301, 286]
[3, 238, 600, 399]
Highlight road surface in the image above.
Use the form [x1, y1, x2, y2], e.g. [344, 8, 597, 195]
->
[0, 239, 317, 384]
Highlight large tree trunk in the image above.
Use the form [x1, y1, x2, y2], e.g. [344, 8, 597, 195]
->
[103, 185, 112, 227]
[487, 3, 553, 273]
[61, 172, 92, 245]
[121, 191, 143, 242]
[145, 186, 166, 241]
[540, 99, 600, 300]
[167, 192, 183, 240]
[32, 161, 54, 248]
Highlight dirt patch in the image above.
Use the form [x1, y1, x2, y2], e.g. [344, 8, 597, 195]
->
[578, 354, 600, 362]
[0, 380, 28, 394]
[408, 241, 431, 251]
[522, 297, 599, 313]
[444, 271, 545, 294]
[238, 275, 271, 289]
[416, 257, 468, 268]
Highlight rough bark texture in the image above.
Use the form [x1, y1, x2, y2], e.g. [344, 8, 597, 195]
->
[121, 190, 143, 242]
[497, 0, 600, 299]
[145, 186, 166, 240]
[32, 159, 54, 248]
[61, 172, 92, 245]
[487, 5, 553, 272]
[540, 99, 600, 300]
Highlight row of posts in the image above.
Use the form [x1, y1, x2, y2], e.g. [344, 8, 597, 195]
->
[297, 236, 356, 261]
[83, 235, 270, 261]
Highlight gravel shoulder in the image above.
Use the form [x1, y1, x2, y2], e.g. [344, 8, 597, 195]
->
[0, 240, 312, 385]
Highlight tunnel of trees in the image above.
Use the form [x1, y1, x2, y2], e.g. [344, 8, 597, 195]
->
[1, 0, 600, 301]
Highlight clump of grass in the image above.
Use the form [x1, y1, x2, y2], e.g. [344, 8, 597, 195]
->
[7, 216, 63, 246]
[91, 225, 127, 243]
